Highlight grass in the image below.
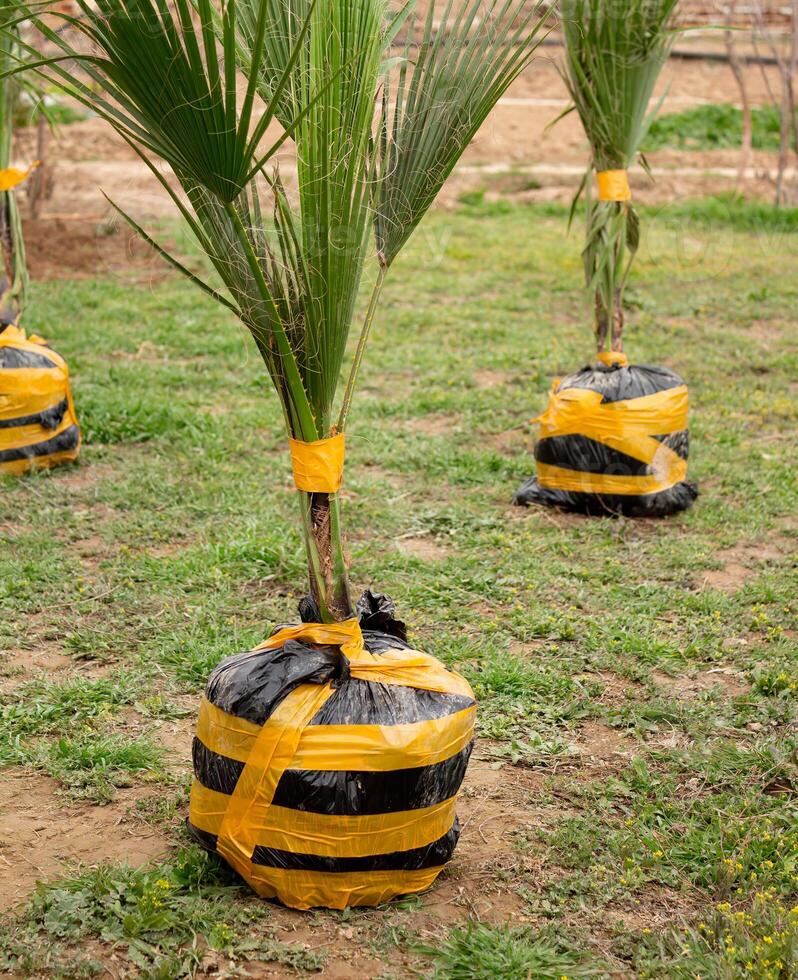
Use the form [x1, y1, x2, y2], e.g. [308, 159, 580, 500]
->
[0, 197, 797, 977]
[40, 733, 164, 802]
[0, 846, 325, 977]
[417, 923, 603, 978]
[644, 102, 782, 153]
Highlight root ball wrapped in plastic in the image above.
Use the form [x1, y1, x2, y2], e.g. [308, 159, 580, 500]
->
[514, 353, 697, 517]
[188, 593, 476, 910]
[0, 325, 81, 475]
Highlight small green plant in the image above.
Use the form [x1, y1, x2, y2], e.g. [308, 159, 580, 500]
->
[633, 895, 798, 979]
[41, 732, 164, 802]
[0, 846, 325, 977]
[462, 650, 593, 740]
[0, 675, 159, 798]
[417, 923, 602, 979]
[0, 674, 139, 739]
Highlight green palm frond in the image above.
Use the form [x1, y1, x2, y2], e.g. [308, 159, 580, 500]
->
[561, 0, 677, 351]
[234, 0, 309, 131]
[563, 0, 677, 172]
[337, 0, 550, 427]
[8, 0, 311, 202]
[375, 0, 550, 269]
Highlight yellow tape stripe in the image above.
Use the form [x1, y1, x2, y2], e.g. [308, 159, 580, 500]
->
[597, 169, 631, 202]
[197, 697, 476, 771]
[0, 391, 66, 422]
[191, 780, 457, 857]
[0, 413, 74, 453]
[217, 683, 334, 877]
[253, 621, 474, 697]
[0, 162, 39, 192]
[348, 650, 475, 698]
[597, 351, 629, 367]
[0, 446, 80, 477]
[0, 367, 70, 396]
[190, 780, 233, 834]
[244, 863, 444, 910]
[537, 458, 688, 496]
[196, 697, 262, 763]
[294, 708, 476, 771]
[538, 386, 689, 444]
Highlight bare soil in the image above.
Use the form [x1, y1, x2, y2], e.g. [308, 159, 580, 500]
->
[23, 216, 163, 282]
[0, 771, 169, 909]
[702, 535, 793, 592]
[396, 534, 452, 561]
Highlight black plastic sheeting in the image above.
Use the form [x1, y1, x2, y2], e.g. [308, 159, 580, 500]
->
[187, 591, 474, 879]
[514, 361, 699, 518]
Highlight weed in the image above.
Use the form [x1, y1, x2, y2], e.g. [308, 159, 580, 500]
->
[416, 923, 603, 978]
[0, 847, 325, 978]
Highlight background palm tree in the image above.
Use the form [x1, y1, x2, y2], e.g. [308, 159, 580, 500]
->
[514, 0, 697, 519]
[561, 0, 678, 353]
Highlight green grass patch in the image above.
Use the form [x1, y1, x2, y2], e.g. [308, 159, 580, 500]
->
[0, 847, 326, 978]
[0, 674, 139, 741]
[41, 732, 164, 802]
[632, 895, 798, 978]
[416, 923, 603, 978]
[644, 102, 782, 152]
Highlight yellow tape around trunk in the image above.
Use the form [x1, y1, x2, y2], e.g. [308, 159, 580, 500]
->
[597, 351, 629, 368]
[596, 169, 631, 202]
[0, 161, 40, 192]
[289, 433, 345, 494]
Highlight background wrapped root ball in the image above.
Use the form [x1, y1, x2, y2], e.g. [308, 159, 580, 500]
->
[188, 594, 476, 910]
[0, 325, 81, 476]
[515, 361, 698, 518]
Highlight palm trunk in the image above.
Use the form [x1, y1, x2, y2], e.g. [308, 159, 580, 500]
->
[298, 491, 353, 622]
[611, 287, 624, 352]
[594, 289, 623, 354]
[594, 292, 608, 353]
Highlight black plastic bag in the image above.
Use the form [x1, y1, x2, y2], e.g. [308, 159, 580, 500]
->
[187, 592, 476, 909]
[514, 360, 698, 517]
